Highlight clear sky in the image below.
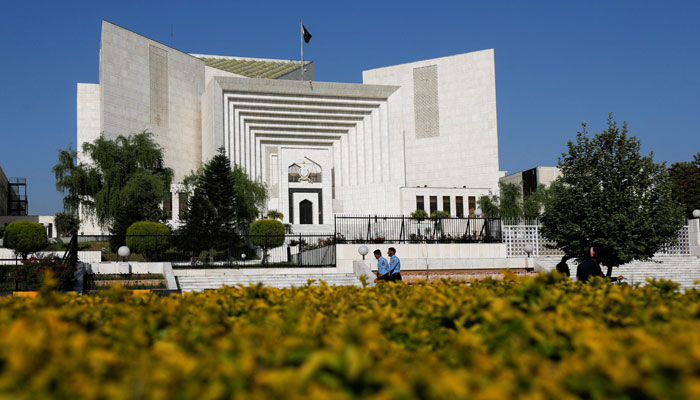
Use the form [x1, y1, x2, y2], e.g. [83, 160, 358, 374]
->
[1, 0, 698, 215]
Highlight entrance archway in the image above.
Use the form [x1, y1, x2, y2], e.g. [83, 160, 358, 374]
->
[299, 200, 313, 224]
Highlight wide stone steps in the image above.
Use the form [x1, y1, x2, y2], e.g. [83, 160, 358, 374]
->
[177, 273, 362, 292]
[536, 256, 700, 290]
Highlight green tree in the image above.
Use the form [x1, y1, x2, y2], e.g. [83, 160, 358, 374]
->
[477, 182, 523, 218]
[54, 212, 81, 237]
[541, 114, 684, 276]
[3, 221, 48, 259]
[522, 184, 549, 219]
[249, 219, 285, 264]
[179, 148, 268, 255]
[669, 153, 700, 219]
[52, 132, 173, 236]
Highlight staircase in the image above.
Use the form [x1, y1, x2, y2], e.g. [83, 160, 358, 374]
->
[535, 256, 700, 290]
[177, 273, 362, 292]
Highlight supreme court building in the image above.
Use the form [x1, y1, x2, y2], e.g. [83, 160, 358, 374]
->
[77, 21, 501, 233]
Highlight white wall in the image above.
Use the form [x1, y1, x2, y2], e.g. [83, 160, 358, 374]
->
[76, 83, 101, 164]
[363, 50, 500, 194]
[98, 21, 205, 182]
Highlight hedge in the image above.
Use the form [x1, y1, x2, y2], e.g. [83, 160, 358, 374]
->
[0, 275, 697, 398]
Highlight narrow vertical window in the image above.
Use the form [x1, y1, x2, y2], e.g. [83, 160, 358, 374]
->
[178, 192, 189, 220]
[429, 196, 438, 215]
[443, 196, 451, 215]
[468, 196, 476, 217]
[163, 191, 173, 220]
[416, 196, 425, 211]
[456, 196, 464, 218]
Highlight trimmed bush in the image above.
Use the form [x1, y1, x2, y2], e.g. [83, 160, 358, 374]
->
[249, 219, 285, 248]
[2, 221, 47, 259]
[125, 222, 170, 261]
[249, 219, 285, 264]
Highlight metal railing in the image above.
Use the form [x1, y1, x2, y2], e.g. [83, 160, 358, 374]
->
[74, 233, 337, 268]
[334, 215, 502, 243]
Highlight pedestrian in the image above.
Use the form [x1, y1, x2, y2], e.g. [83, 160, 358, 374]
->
[555, 255, 571, 277]
[576, 247, 623, 283]
[374, 249, 391, 282]
[387, 247, 402, 282]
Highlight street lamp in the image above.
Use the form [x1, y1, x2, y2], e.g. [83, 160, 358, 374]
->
[474, 208, 483, 218]
[693, 209, 700, 219]
[523, 243, 533, 258]
[117, 246, 130, 262]
[358, 245, 369, 261]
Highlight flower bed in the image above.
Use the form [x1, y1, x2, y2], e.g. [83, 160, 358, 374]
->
[0, 275, 697, 398]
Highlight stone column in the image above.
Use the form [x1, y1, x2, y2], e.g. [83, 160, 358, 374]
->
[689, 218, 700, 257]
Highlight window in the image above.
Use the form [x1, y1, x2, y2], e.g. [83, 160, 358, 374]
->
[468, 196, 476, 217]
[416, 196, 425, 211]
[442, 196, 451, 215]
[456, 196, 464, 218]
[429, 196, 438, 215]
[163, 192, 173, 220]
[178, 192, 189, 220]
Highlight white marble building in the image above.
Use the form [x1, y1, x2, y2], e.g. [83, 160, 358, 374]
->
[77, 21, 501, 232]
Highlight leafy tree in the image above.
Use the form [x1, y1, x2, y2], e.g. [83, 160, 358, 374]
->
[54, 212, 81, 237]
[179, 148, 268, 255]
[477, 182, 523, 218]
[541, 114, 684, 276]
[522, 184, 549, 219]
[52, 132, 173, 233]
[3, 221, 48, 259]
[249, 219, 285, 264]
[669, 153, 700, 219]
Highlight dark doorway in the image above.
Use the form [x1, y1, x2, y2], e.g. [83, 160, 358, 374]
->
[299, 200, 313, 224]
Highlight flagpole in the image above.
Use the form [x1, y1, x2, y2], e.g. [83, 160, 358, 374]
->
[300, 19, 304, 81]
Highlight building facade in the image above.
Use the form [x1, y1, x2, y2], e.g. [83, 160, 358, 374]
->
[77, 21, 501, 233]
[499, 166, 561, 201]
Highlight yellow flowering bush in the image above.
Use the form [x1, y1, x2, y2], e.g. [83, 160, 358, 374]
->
[0, 273, 698, 399]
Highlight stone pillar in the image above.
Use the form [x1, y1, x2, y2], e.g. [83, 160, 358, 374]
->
[689, 218, 700, 257]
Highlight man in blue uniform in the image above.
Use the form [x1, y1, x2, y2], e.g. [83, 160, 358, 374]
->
[374, 249, 391, 282]
[387, 247, 402, 282]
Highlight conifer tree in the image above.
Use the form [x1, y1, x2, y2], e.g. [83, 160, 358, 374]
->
[179, 148, 268, 256]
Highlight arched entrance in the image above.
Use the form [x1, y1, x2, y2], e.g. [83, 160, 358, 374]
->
[299, 200, 313, 224]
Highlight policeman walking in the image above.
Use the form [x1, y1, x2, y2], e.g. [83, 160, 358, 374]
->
[387, 247, 402, 282]
[374, 249, 391, 282]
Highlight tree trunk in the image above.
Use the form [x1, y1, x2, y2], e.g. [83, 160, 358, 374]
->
[606, 265, 613, 277]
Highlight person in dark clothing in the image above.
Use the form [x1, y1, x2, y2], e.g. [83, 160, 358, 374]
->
[576, 247, 623, 283]
[555, 256, 571, 277]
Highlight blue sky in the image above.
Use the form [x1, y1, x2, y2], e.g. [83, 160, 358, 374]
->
[1, 1, 698, 215]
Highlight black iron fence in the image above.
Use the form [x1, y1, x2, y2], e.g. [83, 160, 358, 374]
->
[74, 233, 336, 268]
[334, 215, 502, 243]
